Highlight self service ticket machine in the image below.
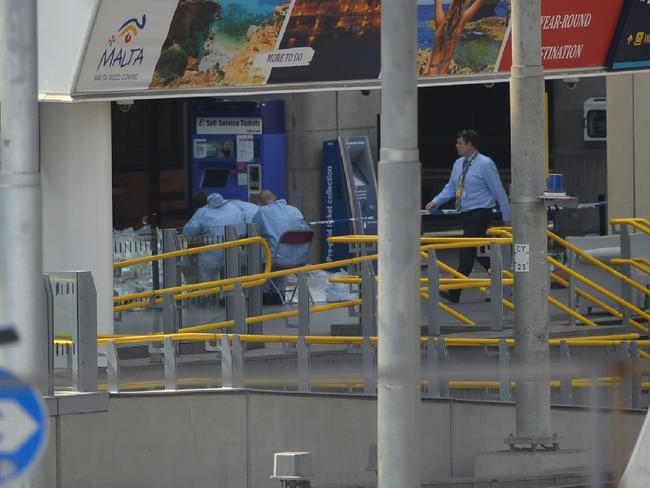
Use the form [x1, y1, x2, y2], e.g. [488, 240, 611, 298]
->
[189, 100, 286, 203]
[322, 136, 378, 262]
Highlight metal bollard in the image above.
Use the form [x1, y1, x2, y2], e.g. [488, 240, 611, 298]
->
[426, 249, 440, 337]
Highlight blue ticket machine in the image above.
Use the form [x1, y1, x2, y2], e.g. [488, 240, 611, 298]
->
[189, 100, 286, 203]
[322, 136, 378, 262]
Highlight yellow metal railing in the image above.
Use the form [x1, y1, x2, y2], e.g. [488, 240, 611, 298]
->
[489, 226, 650, 332]
[610, 218, 650, 236]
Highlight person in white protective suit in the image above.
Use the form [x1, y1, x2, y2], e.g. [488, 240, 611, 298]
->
[182, 193, 245, 282]
[252, 190, 310, 304]
[229, 199, 260, 224]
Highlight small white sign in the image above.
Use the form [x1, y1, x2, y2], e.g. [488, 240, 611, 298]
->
[253, 47, 315, 69]
[514, 244, 530, 273]
[236, 135, 255, 162]
[196, 117, 263, 135]
[193, 139, 207, 159]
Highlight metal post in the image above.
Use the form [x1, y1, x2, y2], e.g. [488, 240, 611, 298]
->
[76, 272, 98, 392]
[620, 226, 632, 325]
[436, 338, 449, 398]
[297, 272, 310, 337]
[162, 229, 182, 329]
[297, 336, 310, 393]
[162, 292, 179, 335]
[361, 261, 376, 338]
[106, 341, 120, 394]
[225, 225, 240, 321]
[362, 337, 375, 394]
[629, 341, 640, 409]
[378, 0, 421, 487]
[510, 0, 552, 446]
[567, 250, 577, 325]
[559, 341, 573, 406]
[246, 224, 263, 329]
[163, 337, 177, 391]
[425, 338, 439, 398]
[231, 281, 246, 335]
[490, 244, 504, 332]
[0, 0, 48, 395]
[426, 249, 440, 336]
[498, 340, 512, 402]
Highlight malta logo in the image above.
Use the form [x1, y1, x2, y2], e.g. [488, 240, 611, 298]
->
[108, 15, 147, 46]
[97, 15, 147, 74]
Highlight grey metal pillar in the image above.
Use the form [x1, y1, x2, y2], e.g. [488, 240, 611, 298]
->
[225, 225, 240, 321]
[426, 249, 440, 337]
[378, 1, 421, 487]
[510, 0, 552, 445]
[490, 244, 504, 332]
[162, 229, 182, 329]
[620, 226, 632, 324]
[246, 223, 263, 328]
[0, 0, 47, 396]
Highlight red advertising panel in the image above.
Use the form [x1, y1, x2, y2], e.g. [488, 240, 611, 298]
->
[498, 0, 625, 72]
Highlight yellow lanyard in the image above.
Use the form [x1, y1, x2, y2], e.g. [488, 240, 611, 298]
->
[456, 153, 478, 198]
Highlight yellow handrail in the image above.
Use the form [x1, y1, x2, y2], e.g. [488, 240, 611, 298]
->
[611, 258, 650, 276]
[610, 218, 650, 236]
[114, 252, 378, 306]
[547, 230, 650, 297]
[97, 331, 641, 348]
[113, 236, 272, 269]
[549, 257, 649, 333]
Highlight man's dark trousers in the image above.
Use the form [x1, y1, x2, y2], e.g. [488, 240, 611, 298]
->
[449, 207, 493, 303]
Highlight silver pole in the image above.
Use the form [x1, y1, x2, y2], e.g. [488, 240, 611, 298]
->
[510, 0, 551, 442]
[0, 0, 47, 391]
[378, 0, 421, 487]
[0, 0, 46, 485]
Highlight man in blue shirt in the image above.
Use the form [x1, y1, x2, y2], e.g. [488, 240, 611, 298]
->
[426, 129, 511, 303]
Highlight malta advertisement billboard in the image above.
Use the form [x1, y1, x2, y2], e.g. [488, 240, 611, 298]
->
[72, 0, 631, 97]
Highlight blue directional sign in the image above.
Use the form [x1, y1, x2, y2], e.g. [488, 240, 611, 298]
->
[0, 369, 47, 484]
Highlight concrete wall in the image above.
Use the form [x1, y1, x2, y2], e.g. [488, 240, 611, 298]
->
[606, 72, 650, 222]
[43, 391, 645, 488]
[41, 102, 114, 335]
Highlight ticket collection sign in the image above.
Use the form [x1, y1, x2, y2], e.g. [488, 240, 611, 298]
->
[72, 0, 637, 96]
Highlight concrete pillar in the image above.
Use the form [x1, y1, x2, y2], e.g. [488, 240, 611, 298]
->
[40, 102, 114, 335]
[606, 72, 650, 220]
[510, 0, 551, 443]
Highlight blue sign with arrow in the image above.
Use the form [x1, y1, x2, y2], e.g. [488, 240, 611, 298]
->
[0, 368, 47, 484]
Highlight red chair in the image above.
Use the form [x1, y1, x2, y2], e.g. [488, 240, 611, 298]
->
[270, 229, 314, 304]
